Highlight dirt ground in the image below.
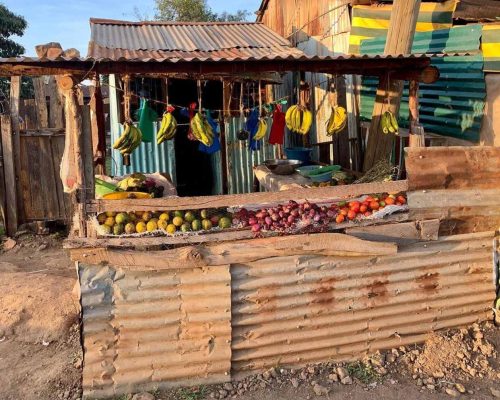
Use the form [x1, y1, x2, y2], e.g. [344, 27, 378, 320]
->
[1, 233, 499, 400]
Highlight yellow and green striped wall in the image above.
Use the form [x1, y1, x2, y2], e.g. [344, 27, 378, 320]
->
[349, 0, 458, 54]
[482, 24, 500, 73]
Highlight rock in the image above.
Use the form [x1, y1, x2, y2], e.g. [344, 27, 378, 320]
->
[262, 371, 271, 380]
[445, 388, 459, 397]
[37, 243, 48, 251]
[259, 382, 266, 389]
[337, 367, 348, 380]
[426, 384, 435, 391]
[313, 384, 329, 396]
[209, 392, 217, 399]
[131, 393, 155, 400]
[328, 373, 339, 382]
[472, 331, 483, 340]
[455, 383, 466, 394]
[469, 368, 477, 377]
[291, 378, 300, 388]
[270, 367, 278, 378]
[377, 367, 388, 376]
[219, 389, 228, 398]
[399, 346, 407, 353]
[389, 379, 398, 385]
[3, 238, 16, 251]
[300, 371, 308, 380]
[391, 349, 400, 357]
[341, 377, 353, 385]
[386, 354, 396, 363]
[471, 323, 480, 331]
[416, 379, 423, 387]
[307, 366, 316, 374]
[490, 388, 500, 398]
[223, 383, 233, 391]
[433, 371, 445, 379]
[310, 381, 317, 387]
[237, 389, 245, 396]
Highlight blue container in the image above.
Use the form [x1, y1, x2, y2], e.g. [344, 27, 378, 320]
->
[285, 147, 312, 163]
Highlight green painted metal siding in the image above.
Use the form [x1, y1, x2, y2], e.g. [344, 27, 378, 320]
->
[359, 25, 486, 142]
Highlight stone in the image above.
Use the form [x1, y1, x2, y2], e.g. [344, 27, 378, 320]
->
[313, 384, 329, 396]
[131, 393, 155, 400]
[377, 367, 388, 376]
[3, 238, 16, 251]
[416, 379, 423, 387]
[386, 354, 396, 363]
[399, 346, 407, 353]
[270, 367, 279, 378]
[307, 366, 316, 374]
[37, 243, 48, 251]
[291, 378, 300, 388]
[259, 382, 266, 389]
[426, 384, 435, 391]
[455, 383, 466, 394]
[391, 349, 400, 357]
[490, 388, 500, 398]
[219, 389, 228, 398]
[472, 331, 483, 340]
[223, 383, 233, 391]
[300, 371, 308, 380]
[337, 367, 348, 380]
[209, 392, 217, 399]
[341, 377, 353, 385]
[262, 371, 271, 380]
[445, 388, 459, 397]
[433, 371, 445, 379]
[328, 373, 339, 382]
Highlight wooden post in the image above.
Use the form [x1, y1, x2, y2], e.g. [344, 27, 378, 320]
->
[363, 0, 422, 171]
[47, 76, 64, 129]
[33, 77, 49, 129]
[408, 80, 425, 148]
[90, 76, 106, 174]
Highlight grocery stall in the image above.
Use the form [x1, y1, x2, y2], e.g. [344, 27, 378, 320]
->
[1, 38, 499, 399]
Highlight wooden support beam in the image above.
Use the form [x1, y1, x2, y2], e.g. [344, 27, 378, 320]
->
[0, 115, 17, 235]
[363, 0, 422, 171]
[69, 233, 398, 269]
[90, 77, 106, 174]
[408, 80, 424, 148]
[32, 77, 49, 129]
[47, 76, 64, 129]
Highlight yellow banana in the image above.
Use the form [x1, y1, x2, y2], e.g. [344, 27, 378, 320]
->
[113, 122, 131, 149]
[254, 118, 268, 140]
[389, 111, 399, 135]
[293, 106, 302, 132]
[326, 106, 347, 136]
[285, 105, 297, 130]
[299, 109, 313, 135]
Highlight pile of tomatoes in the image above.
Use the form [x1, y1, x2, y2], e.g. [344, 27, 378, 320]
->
[334, 193, 407, 224]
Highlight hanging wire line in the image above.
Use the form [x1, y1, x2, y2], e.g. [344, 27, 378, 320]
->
[83, 79, 292, 115]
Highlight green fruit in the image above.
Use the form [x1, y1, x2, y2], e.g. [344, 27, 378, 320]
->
[104, 217, 115, 227]
[113, 223, 124, 235]
[125, 222, 136, 234]
[115, 212, 129, 224]
[191, 219, 202, 231]
[180, 222, 191, 232]
[106, 211, 116, 217]
[173, 210, 184, 218]
[184, 211, 196, 223]
[200, 209, 209, 219]
[100, 224, 112, 235]
[218, 216, 232, 229]
[201, 219, 212, 231]
[128, 212, 137, 222]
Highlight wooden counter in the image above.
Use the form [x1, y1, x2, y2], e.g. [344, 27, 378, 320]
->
[254, 164, 310, 191]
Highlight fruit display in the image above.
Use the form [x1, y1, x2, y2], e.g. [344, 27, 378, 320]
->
[326, 106, 347, 136]
[253, 118, 269, 141]
[232, 193, 407, 234]
[381, 110, 399, 134]
[157, 111, 178, 144]
[116, 173, 165, 198]
[96, 208, 234, 236]
[190, 112, 214, 146]
[112, 122, 142, 155]
[285, 104, 313, 135]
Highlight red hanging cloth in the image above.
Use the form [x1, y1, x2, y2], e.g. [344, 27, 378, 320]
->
[268, 104, 286, 145]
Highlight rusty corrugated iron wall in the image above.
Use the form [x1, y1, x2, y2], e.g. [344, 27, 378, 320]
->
[79, 231, 494, 398]
[79, 264, 232, 398]
[230, 231, 494, 375]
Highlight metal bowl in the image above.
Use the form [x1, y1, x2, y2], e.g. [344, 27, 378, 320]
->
[264, 159, 303, 175]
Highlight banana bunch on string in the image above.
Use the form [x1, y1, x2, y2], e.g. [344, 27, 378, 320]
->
[253, 117, 268, 140]
[190, 112, 214, 146]
[157, 111, 177, 144]
[381, 110, 399, 134]
[113, 122, 142, 155]
[326, 106, 347, 136]
[285, 104, 313, 135]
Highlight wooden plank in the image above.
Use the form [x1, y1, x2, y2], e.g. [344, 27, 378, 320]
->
[87, 180, 409, 212]
[40, 136, 61, 220]
[69, 233, 398, 268]
[345, 219, 440, 246]
[409, 188, 500, 210]
[405, 146, 500, 190]
[89, 78, 106, 174]
[47, 76, 64, 129]
[1, 115, 17, 235]
[363, 0, 421, 171]
[51, 136, 70, 221]
[10, 76, 22, 227]
[33, 77, 49, 129]
[81, 105, 95, 200]
[0, 118, 5, 227]
[20, 99, 38, 130]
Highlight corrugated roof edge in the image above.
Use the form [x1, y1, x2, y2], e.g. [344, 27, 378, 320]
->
[89, 18, 267, 26]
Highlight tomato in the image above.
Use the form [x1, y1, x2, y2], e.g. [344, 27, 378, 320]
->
[365, 196, 374, 203]
[364, 211, 372, 217]
[335, 214, 345, 223]
[385, 197, 395, 205]
[369, 201, 380, 210]
[347, 210, 357, 220]
[340, 207, 349, 216]
[397, 195, 407, 204]
[359, 204, 368, 213]
[350, 205, 360, 213]
[349, 201, 360, 209]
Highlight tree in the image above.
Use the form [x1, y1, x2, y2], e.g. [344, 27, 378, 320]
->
[0, 4, 32, 100]
[154, 0, 250, 22]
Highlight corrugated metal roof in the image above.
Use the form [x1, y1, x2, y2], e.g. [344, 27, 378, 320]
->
[87, 18, 304, 61]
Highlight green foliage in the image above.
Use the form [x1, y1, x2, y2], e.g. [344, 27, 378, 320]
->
[154, 0, 250, 22]
[0, 4, 27, 57]
[346, 361, 381, 384]
[177, 386, 207, 400]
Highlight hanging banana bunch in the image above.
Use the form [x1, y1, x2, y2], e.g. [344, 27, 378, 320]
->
[254, 79, 269, 141]
[113, 121, 143, 155]
[285, 104, 313, 135]
[381, 110, 399, 134]
[326, 106, 347, 136]
[157, 111, 177, 144]
[189, 80, 214, 147]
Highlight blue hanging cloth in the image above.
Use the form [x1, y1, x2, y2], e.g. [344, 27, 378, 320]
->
[198, 110, 221, 154]
[247, 108, 261, 151]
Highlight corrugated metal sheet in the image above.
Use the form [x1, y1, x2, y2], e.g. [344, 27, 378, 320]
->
[230, 231, 495, 375]
[225, 117, 279, 194]
[482, 23, 500, 73]
[360, 25, 486, 142]
[88, 19, 304, 61]
[79, 263, 232, 399]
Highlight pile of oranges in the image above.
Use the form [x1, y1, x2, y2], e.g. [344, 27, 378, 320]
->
[334, 193, 407, 224]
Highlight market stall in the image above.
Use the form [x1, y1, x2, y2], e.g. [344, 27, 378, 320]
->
[1, 35, 499, 399]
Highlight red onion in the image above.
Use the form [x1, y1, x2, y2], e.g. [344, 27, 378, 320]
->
[248, 217, 257, 225]
[251, 224, 261, 232]
[265, 216, 272, 225]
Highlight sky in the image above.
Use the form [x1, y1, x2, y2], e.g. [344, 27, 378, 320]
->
[3, 0, 262, 56]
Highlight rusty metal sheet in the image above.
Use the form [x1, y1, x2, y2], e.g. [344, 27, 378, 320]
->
[79, 264, 232, 399]
[230, 231, 495, 376]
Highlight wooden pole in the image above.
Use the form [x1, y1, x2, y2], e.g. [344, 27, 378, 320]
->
[90, 76, 106, 174]
[408, 80, 425, 148]
[363, 0, 422, 171]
